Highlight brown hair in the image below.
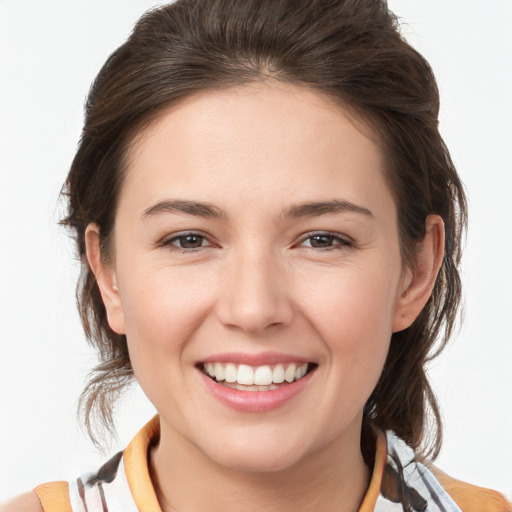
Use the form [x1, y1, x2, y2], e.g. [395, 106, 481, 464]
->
[62, 0, 467, 458]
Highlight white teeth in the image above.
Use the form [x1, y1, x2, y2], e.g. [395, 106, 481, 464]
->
[261, 384, 278, 391]
[237, 364, 254, 385]
[237, 384, 258, 391]
[284, 364, 296, 383]
[214, 362, 224, 381]
[254, 365, 273, 386]
[203, 362, 311, 387]
[206, 363, 215, 378]
[224, 363, 237, 383]
[222, 382, 281, 391]
[272, 364, 285, 383]
[295, 364, 307, 380]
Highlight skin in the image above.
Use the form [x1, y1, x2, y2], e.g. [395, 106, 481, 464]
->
[0, 493, 43, 512]
[75, 82, 444, 512]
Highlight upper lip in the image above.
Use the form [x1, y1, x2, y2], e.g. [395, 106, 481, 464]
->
[200, 351, 314, 367]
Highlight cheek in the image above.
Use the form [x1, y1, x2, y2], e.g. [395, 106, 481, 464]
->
[118, 265, 216, 369]
[299, 266, 399, 342]
[296, 260, 401, 391]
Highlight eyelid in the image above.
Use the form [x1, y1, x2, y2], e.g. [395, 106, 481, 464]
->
[158, 230, 217, 250]
[296, 231, 354, 249]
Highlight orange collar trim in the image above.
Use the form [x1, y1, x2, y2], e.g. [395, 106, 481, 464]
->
[123, 414, 162, 512]
[358, 429, 387, 512]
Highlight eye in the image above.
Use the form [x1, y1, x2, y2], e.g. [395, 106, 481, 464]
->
[299, 232, 352, 250]
[161, 232, 212, 250]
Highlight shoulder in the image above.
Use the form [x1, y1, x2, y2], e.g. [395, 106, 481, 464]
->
[429, 465, 511, 512]
[2, 481, 73, 512]
[0, 491, 43, 512]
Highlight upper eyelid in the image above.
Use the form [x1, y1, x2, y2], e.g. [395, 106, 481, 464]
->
[159, 230, 215, 246]
[296, 231, 353, 244]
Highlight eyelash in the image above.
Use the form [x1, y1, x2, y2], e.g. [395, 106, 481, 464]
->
[297, 232, 353, 251]
[159, 232, 214, 252]
[159, 231, 353, 253]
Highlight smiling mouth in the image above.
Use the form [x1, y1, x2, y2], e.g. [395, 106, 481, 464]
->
[199, 362, 318, 391]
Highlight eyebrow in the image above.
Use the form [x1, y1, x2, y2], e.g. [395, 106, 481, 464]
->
[283, 199, 373, 219]
[142, 200, 227, 219]
[141, 199, 373, 220]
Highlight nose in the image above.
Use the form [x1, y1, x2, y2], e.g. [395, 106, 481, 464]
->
[215, 246, 294, 334]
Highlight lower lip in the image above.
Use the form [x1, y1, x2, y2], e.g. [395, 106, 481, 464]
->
[198, 368, 315, 413]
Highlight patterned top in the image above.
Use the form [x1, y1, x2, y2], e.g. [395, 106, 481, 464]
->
[34, 416, 511, 512]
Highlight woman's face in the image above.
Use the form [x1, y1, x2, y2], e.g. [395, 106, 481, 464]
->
[94, 82, 419, 472]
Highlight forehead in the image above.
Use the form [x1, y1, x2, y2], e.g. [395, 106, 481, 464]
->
[121, 82, 393, 219]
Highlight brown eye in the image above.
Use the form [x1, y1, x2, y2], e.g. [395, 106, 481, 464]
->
[300, 232, 351, 250]
[309, 234, 336, 248]
[164, 233, 210, 250]
[178, 235, 205, 248]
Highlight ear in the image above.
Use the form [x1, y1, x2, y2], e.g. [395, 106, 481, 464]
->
[392, 215, 445, 333]
[85, 224, 126, 335]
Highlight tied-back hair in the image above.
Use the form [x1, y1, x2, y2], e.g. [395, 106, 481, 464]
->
[61, 0, 467, 458]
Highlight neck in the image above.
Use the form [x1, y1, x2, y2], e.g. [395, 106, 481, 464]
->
[149, 419, 371, 512]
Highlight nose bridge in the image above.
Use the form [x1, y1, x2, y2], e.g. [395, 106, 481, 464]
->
[217, 240, 294, 333]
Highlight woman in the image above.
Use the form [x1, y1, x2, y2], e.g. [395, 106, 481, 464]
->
[4, 0, 510, 510]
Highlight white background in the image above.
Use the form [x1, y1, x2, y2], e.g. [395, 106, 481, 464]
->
[0, 0, 511, 502]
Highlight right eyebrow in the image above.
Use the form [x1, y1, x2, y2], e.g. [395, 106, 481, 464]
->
[282, 199, 373, 219]
[141, 200, 227, 220]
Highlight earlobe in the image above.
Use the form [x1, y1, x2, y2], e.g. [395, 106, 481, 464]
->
[392, 215, 445, 333]
[84, 224, 126, 335]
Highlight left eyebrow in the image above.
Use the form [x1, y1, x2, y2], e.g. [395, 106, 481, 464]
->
[282, 200, 373, 219]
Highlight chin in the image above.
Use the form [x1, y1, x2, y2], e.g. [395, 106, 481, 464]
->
[211, 446, 305, 474]
[196, 429, 309, 474]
